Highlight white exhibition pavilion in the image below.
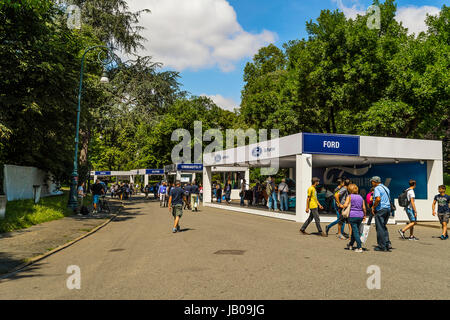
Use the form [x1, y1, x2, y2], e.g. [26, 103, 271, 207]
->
[202, 132, 443, 224]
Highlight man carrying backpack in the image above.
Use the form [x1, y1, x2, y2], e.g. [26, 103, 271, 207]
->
[398, 180, 419, 241]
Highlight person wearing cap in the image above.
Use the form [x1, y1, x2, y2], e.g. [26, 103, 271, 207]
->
[371, 176, 392, 252]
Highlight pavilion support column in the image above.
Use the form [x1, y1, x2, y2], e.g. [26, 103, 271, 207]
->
[245, 168, 250, 190]
[289, 168, 294, 180]
[203, 166, 212, 203]
[296, 154, 312, 223]
[144, 174, 149, 187]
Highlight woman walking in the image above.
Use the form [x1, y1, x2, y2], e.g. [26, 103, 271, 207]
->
[343, 184, 367, 253]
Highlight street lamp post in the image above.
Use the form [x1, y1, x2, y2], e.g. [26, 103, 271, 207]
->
[68, 45, 113, 210]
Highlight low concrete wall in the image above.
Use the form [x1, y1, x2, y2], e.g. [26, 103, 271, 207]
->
[3, 164, 62, 201]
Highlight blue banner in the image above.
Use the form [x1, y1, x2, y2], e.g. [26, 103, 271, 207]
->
[95, 171, 111, 176]
[312, 162, 427, 199]
[145, 169, 164, 175]
[177, 164, 203, 171]
[303, 133, 360, 156]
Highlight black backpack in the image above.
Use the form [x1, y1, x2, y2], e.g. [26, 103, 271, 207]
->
[398, 188, 410, 208]
[80, 205, 89, 215]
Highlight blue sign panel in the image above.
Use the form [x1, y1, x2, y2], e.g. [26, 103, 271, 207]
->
[145, 169, 164, 175]
[177, 164, 203, 171]
[303, 133, 360, 156]
[95, 171, 111, 176]
[312, 162, 427, 200]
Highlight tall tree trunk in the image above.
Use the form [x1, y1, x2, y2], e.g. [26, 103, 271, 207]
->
[78, 127, 91, 184]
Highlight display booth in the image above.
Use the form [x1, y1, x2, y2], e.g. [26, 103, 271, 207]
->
[130, 169, 165, 187]
[203, 133, 443, 224]
[91, 170, 134, 183]
[210, 166, 250, 201]
[164, 163, 204, 184]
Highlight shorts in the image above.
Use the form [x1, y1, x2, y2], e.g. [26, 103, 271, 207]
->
[438, 213, 449, 224]
[405, 207, 417, 222]
[93, 195, 100, 204]
[172, 204, 183, 218]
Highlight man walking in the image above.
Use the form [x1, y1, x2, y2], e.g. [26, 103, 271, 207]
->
[398, 180, 419, 241]
[159, 182, 167, 207]
[371, 176, 392, 252]
[326, 178, 347, 239]
[278, 179, 289, 212]
[190, 181, 200, 212]
[91, 179, 104, 214]
[300, 177, 326, 236]
[168, 181, 184, 233]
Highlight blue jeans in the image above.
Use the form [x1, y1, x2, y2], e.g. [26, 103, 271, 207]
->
[348, 217, 363, 249]
[280, 192, 289, 211]
[327, 204, 345, 233]
[375, 208, 391, 250]
[240, 193, 245, 206]
[268, 193, 278, 210]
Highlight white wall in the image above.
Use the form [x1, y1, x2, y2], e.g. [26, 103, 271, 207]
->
[3, 164, 61, 201]
[360, 136, 442, 160]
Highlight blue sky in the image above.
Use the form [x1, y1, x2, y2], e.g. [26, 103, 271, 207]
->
[128, 0, 446, 111]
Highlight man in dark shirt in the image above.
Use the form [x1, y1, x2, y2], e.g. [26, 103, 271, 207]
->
[183, 183, 192, 210]
[91, 180, 104, 214]
[169, 181, 185, 233]
[190, 181, 199, 212]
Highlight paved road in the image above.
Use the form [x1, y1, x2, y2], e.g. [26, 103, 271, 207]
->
[0, 199, 449, 299]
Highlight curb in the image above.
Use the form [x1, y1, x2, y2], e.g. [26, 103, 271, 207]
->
[0, 206, 123, 281]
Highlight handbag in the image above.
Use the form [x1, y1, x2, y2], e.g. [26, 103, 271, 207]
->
[381, 185, 396, 213]
[342, 195, 351, 218]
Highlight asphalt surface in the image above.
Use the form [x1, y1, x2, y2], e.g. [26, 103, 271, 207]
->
[0, 198, 449, 299]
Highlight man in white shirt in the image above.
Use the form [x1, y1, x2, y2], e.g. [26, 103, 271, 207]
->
[398, 180, 419, 241]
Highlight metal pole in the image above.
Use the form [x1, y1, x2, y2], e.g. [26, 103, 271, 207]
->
[68, 45, 111, 210]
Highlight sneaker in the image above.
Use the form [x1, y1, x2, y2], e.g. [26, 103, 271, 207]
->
[346, 243, 353, 250]
[374, 246, 389, 252]
[172, 228, 177, 233]
[440, 235, 446, 240]
[445, 235, 449, 240]
[320, 232, 328, 237]
[408, 236, 419, 241]
[338, 234, 347, 240]
[354, 248, 363, 253]
[177, 225, 181, 232]
[398, 229, 406, 240]
[325, 226, 330, 236]
[299, 230, 309, 235]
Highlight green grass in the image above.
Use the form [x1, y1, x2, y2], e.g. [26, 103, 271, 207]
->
[0, 192, 92, 233]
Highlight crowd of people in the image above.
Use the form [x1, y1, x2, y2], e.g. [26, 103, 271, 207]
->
[211, 177, 294, 212]
[300, 176, 450, 253]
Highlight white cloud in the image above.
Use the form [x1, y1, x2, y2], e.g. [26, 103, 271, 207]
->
[395, 6, 441, 36]
[201, 94, 239, 111]
[334, 0, 441, 35]
[126, 0, 277, 72]
[333, 0, 365, 20]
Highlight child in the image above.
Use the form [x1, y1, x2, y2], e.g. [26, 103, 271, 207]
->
[432, 185, 450, 240]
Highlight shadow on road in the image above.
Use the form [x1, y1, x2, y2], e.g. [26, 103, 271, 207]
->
[0, 253, 46, 280]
